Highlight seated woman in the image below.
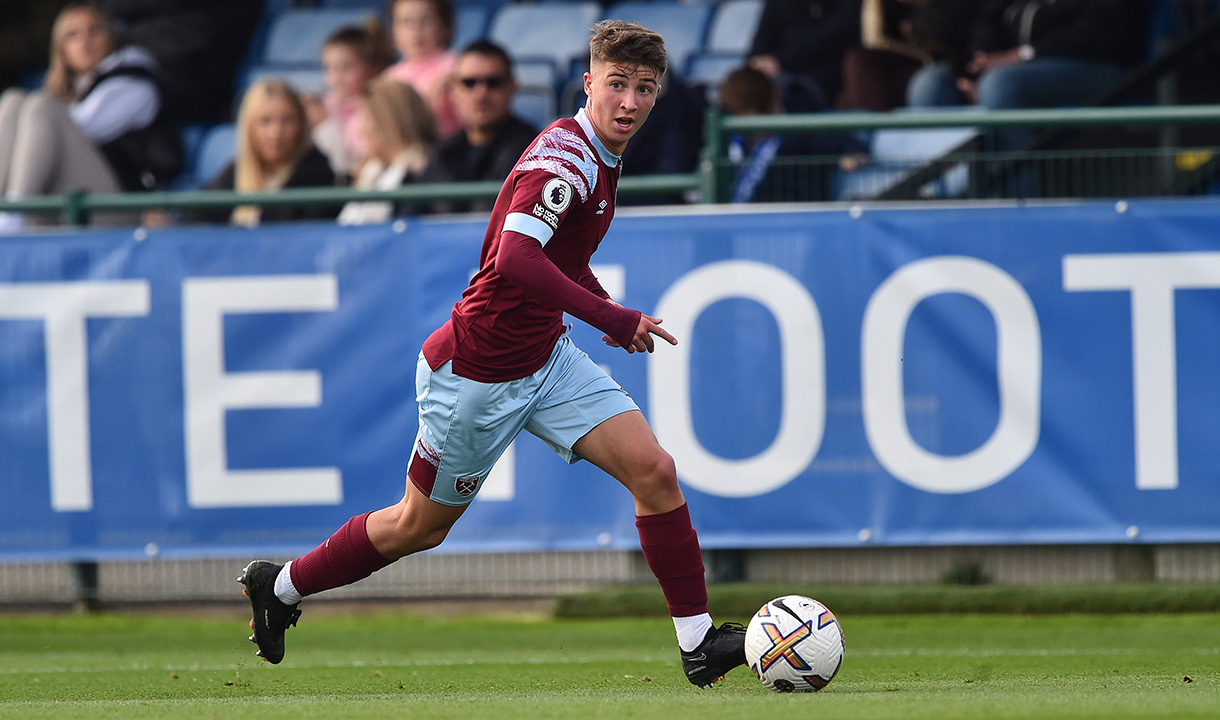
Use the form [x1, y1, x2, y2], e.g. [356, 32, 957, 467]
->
[196, 79, 336, 226]
[337, 77, 436, 226]
[0, 1, 178, 229]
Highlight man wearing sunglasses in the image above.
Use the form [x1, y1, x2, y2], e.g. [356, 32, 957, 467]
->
[417, 40, 538, 214]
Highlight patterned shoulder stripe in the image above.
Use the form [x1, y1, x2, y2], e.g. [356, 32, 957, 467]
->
[515, 127, 597, 202]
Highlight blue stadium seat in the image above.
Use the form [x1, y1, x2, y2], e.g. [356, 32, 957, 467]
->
[704, 0, 763, 56]
[685, 52, 744, 89]
[453, 6, 491, 51]
[168, 124, 209, 190]
[488, 2, 601, 70]
[513, 59, 559, 93]
[512, 87, 559, 130]
[836, 120, 979, 201]
[241, 67, 328, 98]
[193, 124, 237, 188]
[603, 1, 713, 77]
[263, 8, 375, 66]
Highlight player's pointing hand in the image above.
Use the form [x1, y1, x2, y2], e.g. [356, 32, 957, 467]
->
[628, 314, 677, 353]
[601, 313, 676, 352]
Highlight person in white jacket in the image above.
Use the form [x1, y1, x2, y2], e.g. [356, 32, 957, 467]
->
[337, 76, 436, 226]
[0, 1, 164, 229]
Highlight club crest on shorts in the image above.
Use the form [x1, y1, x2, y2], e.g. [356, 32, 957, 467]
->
[541, 177, 573, 214]
[454, 476, 480, 497]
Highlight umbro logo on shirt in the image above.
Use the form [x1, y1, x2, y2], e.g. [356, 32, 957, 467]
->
[596, 200, 608, 215]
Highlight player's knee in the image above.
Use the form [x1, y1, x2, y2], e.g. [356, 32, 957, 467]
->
[634, 450, 680, 500]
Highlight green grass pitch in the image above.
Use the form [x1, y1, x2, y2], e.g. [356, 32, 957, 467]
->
[1, 608, 1217, 719]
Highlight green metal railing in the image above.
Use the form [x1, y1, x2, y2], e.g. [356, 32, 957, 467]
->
[4, 104, 1220, 225]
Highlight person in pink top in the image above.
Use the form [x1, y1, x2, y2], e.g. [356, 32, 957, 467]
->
[382, 0, 462, 138]
[239, 20, 749, 690]
[308, 19, 395, 179]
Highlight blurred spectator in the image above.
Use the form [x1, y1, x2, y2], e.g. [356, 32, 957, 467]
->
[415, 41, 537, 215]
[309, 19, 396, 179]
[839, 0, 975, 111]
[0, 1, 180, 231]
[906, 0, 1153, 142]
[839, 0, 926, 111]
[195, 79, 336, 226]
[748, 0, 863, 105]
[97, 0, 265, 123]
[719, 66, 865, 203]
[383, 0, 462, 138]
[338, 76, 437, 225]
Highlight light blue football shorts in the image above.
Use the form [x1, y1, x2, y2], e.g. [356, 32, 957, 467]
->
[407, 332, 638, 506]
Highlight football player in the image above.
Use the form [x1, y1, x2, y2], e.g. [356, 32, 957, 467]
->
[240, 20, 745, 689]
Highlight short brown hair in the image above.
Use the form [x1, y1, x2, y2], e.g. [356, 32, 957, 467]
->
[588, 20, 666, 77]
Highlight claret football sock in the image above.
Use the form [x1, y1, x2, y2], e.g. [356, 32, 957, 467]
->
[288, 512, 394, 597]
[636, 503, 710, 622]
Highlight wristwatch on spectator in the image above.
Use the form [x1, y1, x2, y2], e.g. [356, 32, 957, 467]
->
[1018, 44, 1036, 61]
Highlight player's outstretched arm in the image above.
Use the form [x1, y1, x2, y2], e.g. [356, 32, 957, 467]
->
[497, 230, 641, 348]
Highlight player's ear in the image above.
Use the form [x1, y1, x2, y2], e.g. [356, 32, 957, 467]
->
[583, 72, 592, 98]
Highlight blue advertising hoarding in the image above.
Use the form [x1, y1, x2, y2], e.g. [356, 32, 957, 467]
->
[2, 199, 1220, 560]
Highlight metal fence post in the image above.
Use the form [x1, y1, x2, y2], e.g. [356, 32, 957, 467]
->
[64, 190, 88, 227]
[71, 561, 101, 612]
[699, 108, 724, 203]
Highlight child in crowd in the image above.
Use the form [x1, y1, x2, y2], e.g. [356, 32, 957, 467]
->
[197, 79, 336, 226]
[309, 19, 396, 179]
[382, 0, 462, 138]
[338, 76, 436, 225]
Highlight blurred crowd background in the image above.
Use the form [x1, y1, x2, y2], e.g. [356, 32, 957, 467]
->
[2, 0, 1219, 228]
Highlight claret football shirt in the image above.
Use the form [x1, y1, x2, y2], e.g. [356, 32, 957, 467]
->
[422, 108, 641, 382]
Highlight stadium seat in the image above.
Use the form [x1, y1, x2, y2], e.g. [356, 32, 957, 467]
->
[704, 0, 763, 56]
[488, 2, 601, 70]
[453, 6, 491, 51]
[603, 1, 713, 77]
[192, 124, 237, 188]
[513, 59, 559, 93]
[836, 121, 979, 201]
[263, 8, 374, 66]
[512, 87, 559, 130]
[558, 78, 587, 117]
[685, 52, 744, 89]
[168, 124, 209, 190]
[240, 67, 328, 97]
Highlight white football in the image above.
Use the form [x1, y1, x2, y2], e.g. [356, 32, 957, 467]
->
[744, 594, 845, 693]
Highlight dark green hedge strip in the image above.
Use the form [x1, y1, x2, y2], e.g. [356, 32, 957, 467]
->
[554, 583, 1220, 618]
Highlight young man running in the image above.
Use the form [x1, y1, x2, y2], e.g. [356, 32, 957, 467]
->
[239, 20, 746, 688]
